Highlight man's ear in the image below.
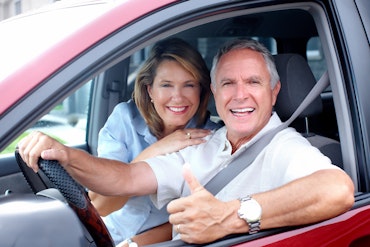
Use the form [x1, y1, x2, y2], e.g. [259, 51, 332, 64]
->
[272, 81, 281, 106]
[210, 83, 216, 95]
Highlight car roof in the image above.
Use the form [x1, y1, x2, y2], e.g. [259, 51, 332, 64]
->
[0, 0, 176, 115]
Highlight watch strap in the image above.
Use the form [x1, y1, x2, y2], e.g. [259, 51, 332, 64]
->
[248, 221, 261, 234]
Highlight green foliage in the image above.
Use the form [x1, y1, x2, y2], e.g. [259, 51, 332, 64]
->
[0, 132, 66, 155]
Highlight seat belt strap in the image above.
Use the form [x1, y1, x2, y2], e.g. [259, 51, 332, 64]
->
[204, 72, 329, 195]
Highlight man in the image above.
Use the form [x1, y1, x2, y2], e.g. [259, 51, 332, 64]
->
[19, 39, 354, 245]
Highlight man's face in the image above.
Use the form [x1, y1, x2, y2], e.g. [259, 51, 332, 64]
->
[211, 48, 280, 145]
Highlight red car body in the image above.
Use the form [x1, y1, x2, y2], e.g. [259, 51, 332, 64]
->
[0, 0, 369, 246]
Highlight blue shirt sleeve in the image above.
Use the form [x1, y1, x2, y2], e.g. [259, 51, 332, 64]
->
[97, 100, 153, 162]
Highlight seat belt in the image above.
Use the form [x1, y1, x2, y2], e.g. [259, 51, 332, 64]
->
[204, 71, 329, 195]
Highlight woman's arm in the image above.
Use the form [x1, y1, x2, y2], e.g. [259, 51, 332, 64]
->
[133, 128, 210, 162]
[89, 193, 129, 216]
[118, 223, 173, 247]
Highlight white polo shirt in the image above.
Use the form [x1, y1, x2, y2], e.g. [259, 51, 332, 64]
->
[146, 112, 338, 209]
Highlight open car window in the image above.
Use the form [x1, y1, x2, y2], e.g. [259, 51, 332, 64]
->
[0, 83, 91, 156]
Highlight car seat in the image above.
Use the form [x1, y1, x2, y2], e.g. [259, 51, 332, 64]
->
[273, 53, 343, 168]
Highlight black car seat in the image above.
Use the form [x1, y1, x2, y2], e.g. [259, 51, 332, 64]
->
[273, 53, 343, 168]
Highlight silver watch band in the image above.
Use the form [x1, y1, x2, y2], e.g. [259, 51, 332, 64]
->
[248, 221, 261, 234]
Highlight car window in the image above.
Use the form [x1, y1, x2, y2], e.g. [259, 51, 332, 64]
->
[307, 37, 327, 81]
[0, 82, 91, 156]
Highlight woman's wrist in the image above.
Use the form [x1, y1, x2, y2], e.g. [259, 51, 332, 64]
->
[117, 237, 138, 247]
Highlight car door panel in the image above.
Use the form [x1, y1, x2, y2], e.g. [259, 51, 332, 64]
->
[0, 155, 31, 194]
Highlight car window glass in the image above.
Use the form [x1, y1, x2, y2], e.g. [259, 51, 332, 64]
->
[307, 37, 327, 81]
[0, 82, 91, 156]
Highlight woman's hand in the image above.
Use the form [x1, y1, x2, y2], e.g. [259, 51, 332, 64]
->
[133, 128, 211, 162]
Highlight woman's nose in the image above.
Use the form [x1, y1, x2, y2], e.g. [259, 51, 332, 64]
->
[171, 86, 184, 101]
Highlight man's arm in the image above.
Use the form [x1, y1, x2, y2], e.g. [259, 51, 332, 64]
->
[167, 167, 354, 244]
[90, 128, 210, 216]
[18, 131, 158, 197]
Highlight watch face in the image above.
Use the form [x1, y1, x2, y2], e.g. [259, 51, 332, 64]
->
[240, 198, 262, 222]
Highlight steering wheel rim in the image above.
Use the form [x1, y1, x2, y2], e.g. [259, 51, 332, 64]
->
[15, 149, 114, 247]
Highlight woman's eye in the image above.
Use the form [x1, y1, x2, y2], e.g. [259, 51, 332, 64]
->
[185, 83, 195, 88]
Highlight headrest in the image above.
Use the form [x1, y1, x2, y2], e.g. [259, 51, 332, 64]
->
[274, 54, 322, 121]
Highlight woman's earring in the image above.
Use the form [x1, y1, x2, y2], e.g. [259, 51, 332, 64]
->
[151, 99, 154, 103]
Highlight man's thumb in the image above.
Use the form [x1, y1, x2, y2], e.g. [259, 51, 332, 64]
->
[183, 163, 203, 194]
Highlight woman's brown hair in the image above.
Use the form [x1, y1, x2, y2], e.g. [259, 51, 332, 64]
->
[134, 38, 211, 139]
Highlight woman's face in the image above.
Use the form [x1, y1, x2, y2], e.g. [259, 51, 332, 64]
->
[147, 59, 201, 135]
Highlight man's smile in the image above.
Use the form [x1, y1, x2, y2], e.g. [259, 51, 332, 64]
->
[230, 107, 255, 116]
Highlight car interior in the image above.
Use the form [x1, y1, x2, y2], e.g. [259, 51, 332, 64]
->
[87, 9, 340, 165]
[1, 2, 362, 246]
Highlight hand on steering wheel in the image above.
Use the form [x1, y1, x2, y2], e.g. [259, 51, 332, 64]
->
[15, 149, 114, 247]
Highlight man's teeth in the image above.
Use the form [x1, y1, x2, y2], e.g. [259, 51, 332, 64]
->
[231, 108, 254, 113]
[169, 107, 186, 112]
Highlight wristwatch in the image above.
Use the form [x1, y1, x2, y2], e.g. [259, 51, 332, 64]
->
[119, 238, 138, 247]
[237, 195, 262, 234]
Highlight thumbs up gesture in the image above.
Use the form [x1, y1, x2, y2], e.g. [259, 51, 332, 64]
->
[167, 164, 237, 244]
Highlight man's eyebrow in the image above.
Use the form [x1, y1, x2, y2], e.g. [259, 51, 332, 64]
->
[245, 76, 263, 82]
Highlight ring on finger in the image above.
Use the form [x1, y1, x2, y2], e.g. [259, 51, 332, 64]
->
[176, 224, 181, 233]
[186, 132, 191, 139]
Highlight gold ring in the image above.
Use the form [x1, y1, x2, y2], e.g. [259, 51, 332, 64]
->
[186, 132, 191, 139]
[176, 224, 181, 233]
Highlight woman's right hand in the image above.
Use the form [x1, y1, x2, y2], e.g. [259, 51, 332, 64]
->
[133, 128, 211, 162]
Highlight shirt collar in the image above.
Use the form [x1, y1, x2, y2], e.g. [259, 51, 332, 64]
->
[221, 112, 282, 154]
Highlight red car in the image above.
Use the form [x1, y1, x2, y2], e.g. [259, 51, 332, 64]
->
[0, 0, 369, 246]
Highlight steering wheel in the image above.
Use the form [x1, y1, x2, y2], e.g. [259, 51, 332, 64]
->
[15, 149, 114, 247]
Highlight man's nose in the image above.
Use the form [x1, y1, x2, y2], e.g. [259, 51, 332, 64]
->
[234, 83, 249, 100]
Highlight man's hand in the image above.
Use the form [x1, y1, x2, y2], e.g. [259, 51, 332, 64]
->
[167, 164, 238, 244]
[17, 131, 70, 173]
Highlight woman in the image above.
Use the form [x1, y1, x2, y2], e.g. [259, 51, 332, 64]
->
[88, 38, 220, 246]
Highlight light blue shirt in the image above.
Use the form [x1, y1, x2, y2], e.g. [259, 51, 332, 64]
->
[98, 100, 221, 244]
